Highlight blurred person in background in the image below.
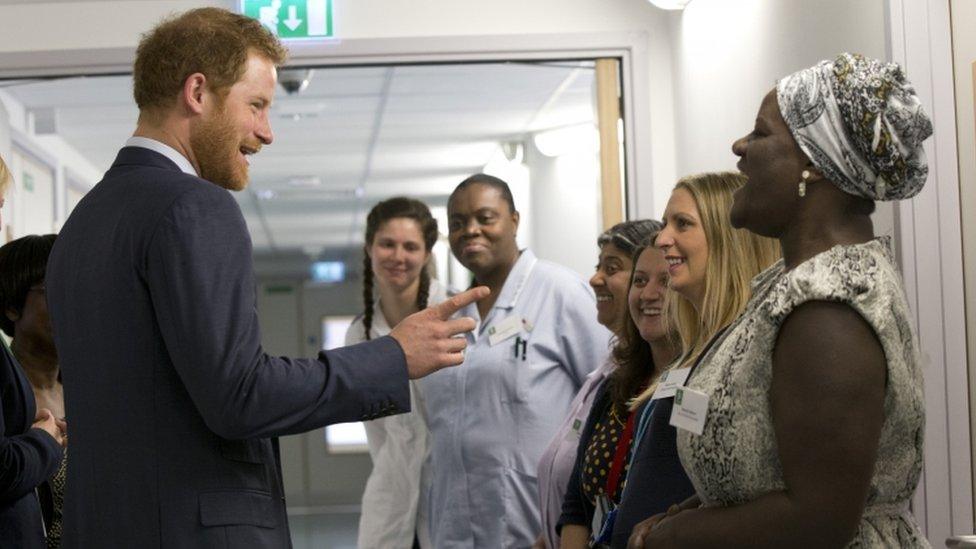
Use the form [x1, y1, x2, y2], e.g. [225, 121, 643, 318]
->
[0, 156, 66, 549]
[0, 234, 64, 548]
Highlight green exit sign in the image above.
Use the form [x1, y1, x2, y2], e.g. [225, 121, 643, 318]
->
[241, 0, 333, 40]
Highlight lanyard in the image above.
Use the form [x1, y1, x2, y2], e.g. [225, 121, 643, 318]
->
[604, 407, 638, 499]
[628, 324, 732, 462]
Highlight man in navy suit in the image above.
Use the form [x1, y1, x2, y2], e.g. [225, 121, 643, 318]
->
[45, 8, 484, 548]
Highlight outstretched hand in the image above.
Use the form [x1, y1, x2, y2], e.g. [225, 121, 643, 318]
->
[391, 286, 489, 379]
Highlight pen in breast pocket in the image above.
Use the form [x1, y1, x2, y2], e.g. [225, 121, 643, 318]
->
[513, 337, 527, 360]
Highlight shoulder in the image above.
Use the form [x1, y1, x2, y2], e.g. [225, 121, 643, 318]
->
[764, 238, 902, 326]
[344, 314, 368, 345]
[533, 258, 594, 298]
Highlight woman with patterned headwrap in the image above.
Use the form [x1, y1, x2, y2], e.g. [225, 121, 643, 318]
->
[627, 53, 931, 548]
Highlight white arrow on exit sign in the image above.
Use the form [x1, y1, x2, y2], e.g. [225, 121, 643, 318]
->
[284, 5, 302, 31]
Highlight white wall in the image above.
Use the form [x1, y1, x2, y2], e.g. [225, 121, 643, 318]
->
[661, 0, 895, 238]
[0, 90, 101, 237]
[667, 0, 887, 178]
[524, 139, 602, 277]
[951, 0, 976, 530]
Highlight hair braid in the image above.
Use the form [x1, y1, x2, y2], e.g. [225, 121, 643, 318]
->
[361, 197, 439, 340]
[362, 253, 375, 341]
[417, 266, 432, 311]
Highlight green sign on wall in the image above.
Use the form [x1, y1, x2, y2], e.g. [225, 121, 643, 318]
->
[241, 0, 333, 40]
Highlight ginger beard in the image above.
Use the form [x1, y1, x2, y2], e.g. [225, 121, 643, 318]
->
[191, 97, 254, 191]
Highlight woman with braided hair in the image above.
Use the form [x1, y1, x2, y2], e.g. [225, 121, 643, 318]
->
[344, 196, 448, 549]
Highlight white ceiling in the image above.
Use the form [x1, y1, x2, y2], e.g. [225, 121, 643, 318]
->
[2, 61, 595, 257]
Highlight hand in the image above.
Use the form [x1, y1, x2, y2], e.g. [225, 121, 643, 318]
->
[391, 286, 489, 379]
[56, 417, 67, 445]
[628, 503, 685, 549]
[531, 534, 546, 549]
[32, 408, 66, 448]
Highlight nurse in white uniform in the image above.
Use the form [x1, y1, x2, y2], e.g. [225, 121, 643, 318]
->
[421, 174, 612, 548]
[345, 197, 448, 549]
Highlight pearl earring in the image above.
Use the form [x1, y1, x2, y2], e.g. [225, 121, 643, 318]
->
[799, 170, 811, 198]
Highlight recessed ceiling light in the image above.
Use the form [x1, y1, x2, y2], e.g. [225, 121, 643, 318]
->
[648, 0, 692, 9]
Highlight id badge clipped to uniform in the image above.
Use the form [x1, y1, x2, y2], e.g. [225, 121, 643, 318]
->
[589, 496, 615, 548]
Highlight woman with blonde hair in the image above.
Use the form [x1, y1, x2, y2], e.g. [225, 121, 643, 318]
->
[646, 171, 779, 389]
[609, 172, 779, 548]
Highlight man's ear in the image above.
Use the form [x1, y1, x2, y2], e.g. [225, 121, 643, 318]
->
[511, 210, 520, 229]
[181, 73, 208, 116]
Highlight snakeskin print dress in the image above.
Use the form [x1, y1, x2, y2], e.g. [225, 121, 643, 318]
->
[676, 238, 929, 547]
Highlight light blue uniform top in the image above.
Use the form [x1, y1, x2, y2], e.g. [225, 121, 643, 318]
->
[420, 249, 612, 548]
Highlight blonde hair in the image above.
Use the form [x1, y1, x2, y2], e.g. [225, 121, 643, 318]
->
[630, 172, 780, 408]
[0, 154, 11, 196]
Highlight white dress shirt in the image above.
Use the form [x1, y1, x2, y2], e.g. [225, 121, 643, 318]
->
[124, 136, 198, 176]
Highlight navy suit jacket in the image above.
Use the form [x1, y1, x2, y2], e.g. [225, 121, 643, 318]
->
[0, 343, 63, 549]
[46, 147, 410, 548]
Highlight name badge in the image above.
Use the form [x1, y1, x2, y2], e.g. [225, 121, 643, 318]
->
[564, 418, 583, 442]
[669, 387, 709, 436]
[651, 367, 692, 400]
[488, 315, 523, 347]
[591, 495, 610, 537]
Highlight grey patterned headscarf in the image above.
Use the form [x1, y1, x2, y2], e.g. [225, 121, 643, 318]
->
[776, 53, 932, 201]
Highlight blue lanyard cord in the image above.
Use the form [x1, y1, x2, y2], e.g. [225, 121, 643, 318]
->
[628, 399, 657, 463]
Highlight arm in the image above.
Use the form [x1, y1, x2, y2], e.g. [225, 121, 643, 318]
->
[626, 494, 700, 548]
[557, 455, 592, 549]
[557, 387, 608, 548]
[639, 301, 886, 549]
[147, 188, 410, 440]
[560, 525, 589, 549]
[0, 378, 63, 504]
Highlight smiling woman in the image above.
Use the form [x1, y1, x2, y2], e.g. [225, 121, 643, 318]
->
[347, 196, 445, 549]
[652, 172, 780, 376]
